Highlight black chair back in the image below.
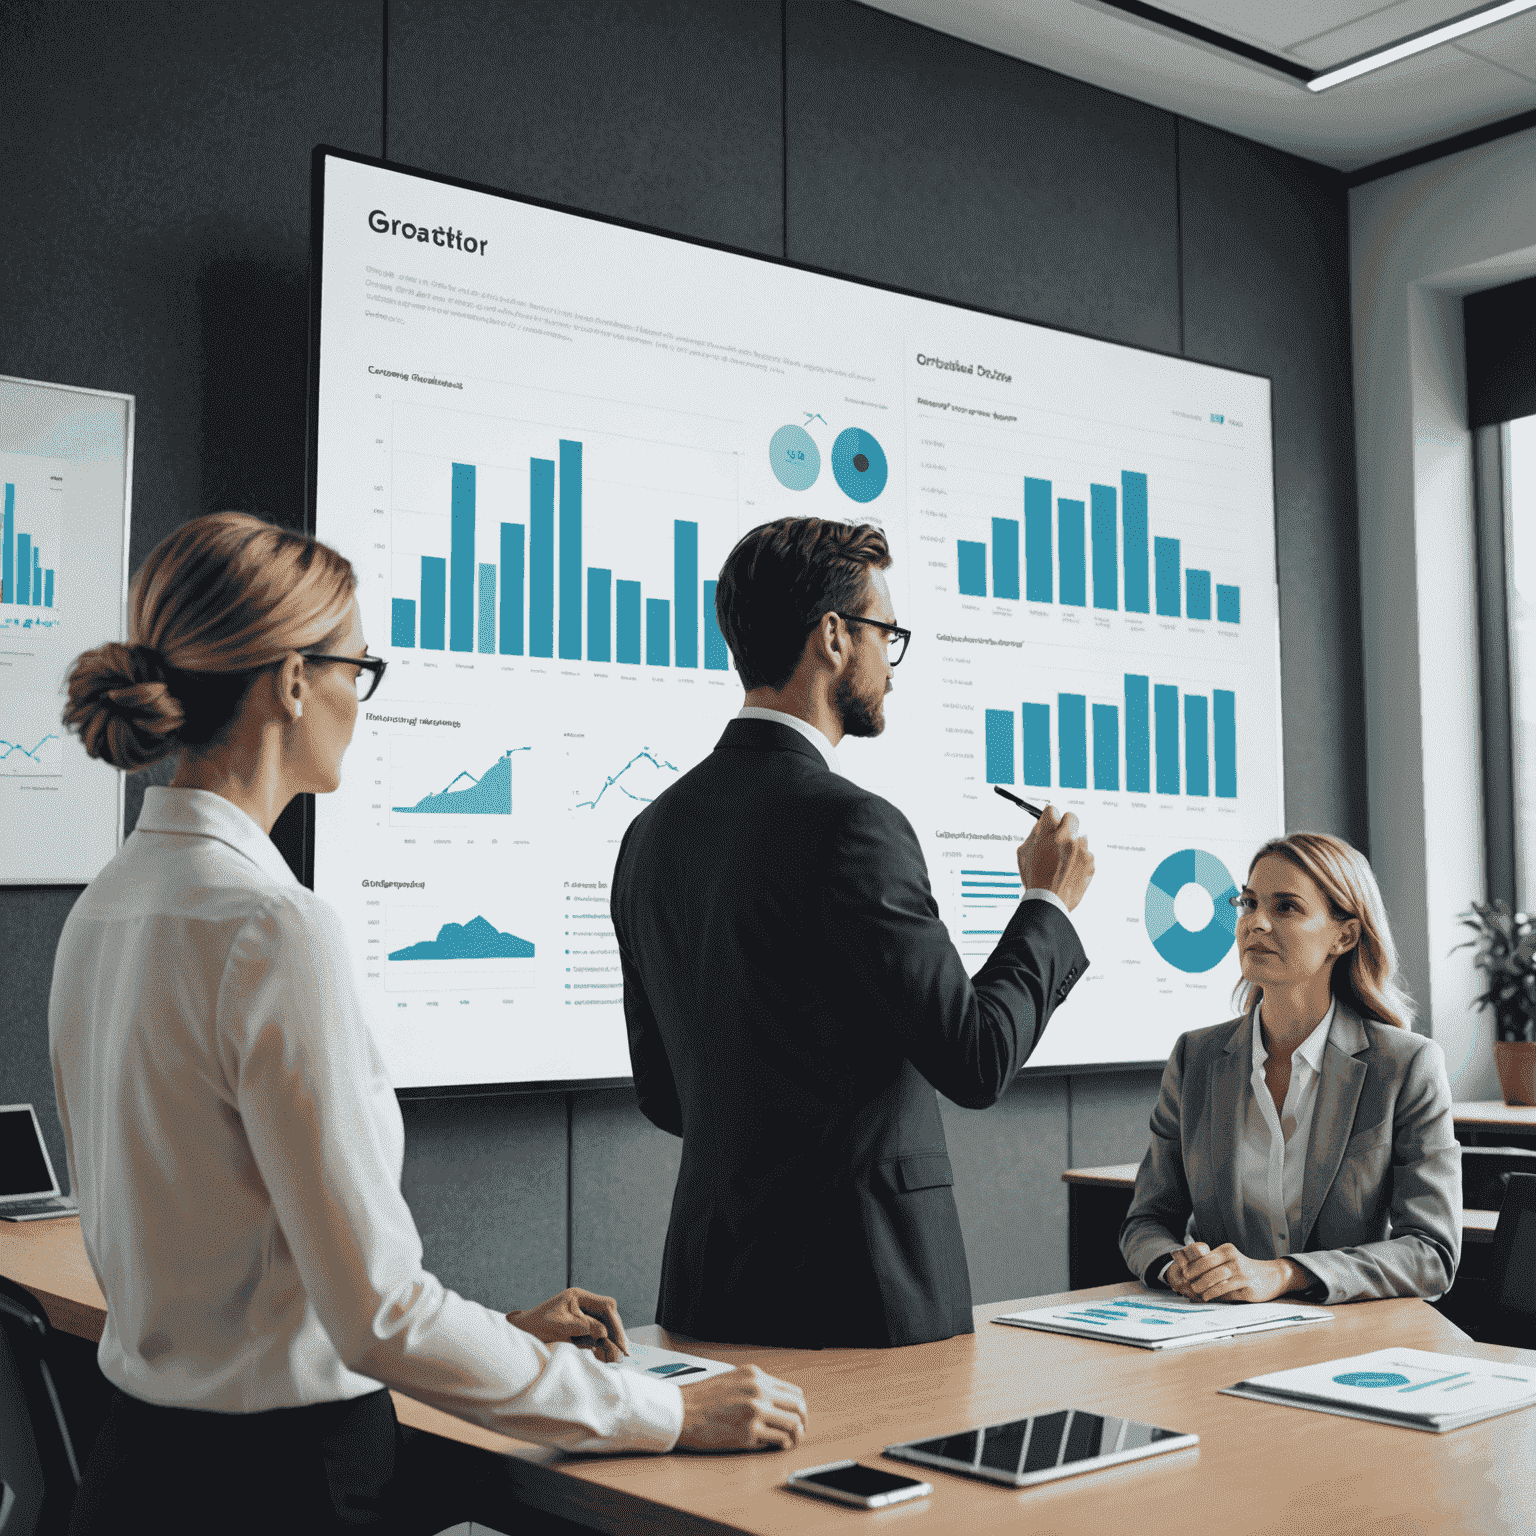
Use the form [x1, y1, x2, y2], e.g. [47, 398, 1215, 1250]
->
[1490, 1172, 1536, 1319]
[0, 1275, 82, 1536]
[1460, 1145, 1536, 1212]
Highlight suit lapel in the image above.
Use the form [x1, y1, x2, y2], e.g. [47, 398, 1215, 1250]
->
[1207, 1014, 1252, 1249]
[1294, 1006, 1369, 1251]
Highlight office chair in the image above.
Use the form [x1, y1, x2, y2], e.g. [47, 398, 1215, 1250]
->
[1482, 1172, 1536, 1349]
[0, 1276, 83, 1536]
[1458, 1145, 1536, 1212]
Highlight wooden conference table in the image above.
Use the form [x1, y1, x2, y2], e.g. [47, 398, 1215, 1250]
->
[4, 1220, 1535, 1536]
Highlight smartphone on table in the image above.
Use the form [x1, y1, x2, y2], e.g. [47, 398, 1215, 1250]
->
[786, 1460, 932, 1509]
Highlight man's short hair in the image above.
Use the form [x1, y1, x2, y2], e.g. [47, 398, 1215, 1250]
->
[714, 519, 891, 691]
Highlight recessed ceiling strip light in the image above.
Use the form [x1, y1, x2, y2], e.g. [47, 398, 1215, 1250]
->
[1307, 0, 1536, 91]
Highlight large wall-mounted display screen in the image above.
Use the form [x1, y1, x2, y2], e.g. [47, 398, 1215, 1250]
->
[310, 147, 1282, 1091]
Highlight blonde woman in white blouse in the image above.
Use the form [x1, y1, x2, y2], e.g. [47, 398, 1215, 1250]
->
[1120, 833, 1461, 1307]
[52, 513, 805, 1536]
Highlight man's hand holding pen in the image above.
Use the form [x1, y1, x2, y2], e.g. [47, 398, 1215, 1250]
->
[1017, 803, 1095, 912]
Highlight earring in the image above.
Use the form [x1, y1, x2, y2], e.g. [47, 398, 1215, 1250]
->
[295, 701, 303, 719]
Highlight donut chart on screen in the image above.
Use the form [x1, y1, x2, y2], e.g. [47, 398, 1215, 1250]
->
[1144, 849, 1240, 973]
[830, 427, 887, 502]
[769, 424, 820, 491]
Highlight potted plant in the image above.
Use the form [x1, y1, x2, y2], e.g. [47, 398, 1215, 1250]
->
[1457, 900, 1536, 1105]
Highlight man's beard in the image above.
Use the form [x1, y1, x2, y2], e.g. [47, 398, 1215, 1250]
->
[834, 672, 885, 738]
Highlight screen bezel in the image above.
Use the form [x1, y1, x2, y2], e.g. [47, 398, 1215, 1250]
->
[305, 143, 1280, 1096]
[884, 1411, 1198, 1488]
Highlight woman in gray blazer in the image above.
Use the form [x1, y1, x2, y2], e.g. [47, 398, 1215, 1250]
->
[1120, 832, 1460, 1305]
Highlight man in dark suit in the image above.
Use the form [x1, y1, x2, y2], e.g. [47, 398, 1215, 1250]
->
[611, 518, 1093, 1348]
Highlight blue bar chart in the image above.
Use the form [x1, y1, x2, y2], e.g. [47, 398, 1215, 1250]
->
[953, 467, 1240, 624]
[982, 675, 1238, 800]
[1, 484, 57, 609]
[390, 446, 730, 671]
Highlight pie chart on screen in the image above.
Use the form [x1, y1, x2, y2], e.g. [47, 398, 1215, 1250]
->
[830, 428, 887, 502]
[1145, 849, 1239, 973]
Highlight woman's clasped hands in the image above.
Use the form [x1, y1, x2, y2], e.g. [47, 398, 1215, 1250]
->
[1166, 1242, 1308, 1304]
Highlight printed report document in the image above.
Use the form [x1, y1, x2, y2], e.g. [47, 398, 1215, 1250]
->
[992, 1291, 1334, 1350]
[1219, 1347, 1536, 1432]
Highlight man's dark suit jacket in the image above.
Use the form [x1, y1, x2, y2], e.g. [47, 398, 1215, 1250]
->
[610, 718, 1089, 1348]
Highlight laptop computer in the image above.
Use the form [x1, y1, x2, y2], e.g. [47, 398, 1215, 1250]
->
[0, 1103, 77, 1221]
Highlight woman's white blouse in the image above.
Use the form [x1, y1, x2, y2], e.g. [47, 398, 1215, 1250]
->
[48, 787, 681, 1451]
[1237, 1002, 1336, 1256]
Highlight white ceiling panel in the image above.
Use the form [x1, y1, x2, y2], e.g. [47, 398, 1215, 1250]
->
[1153, 0, 1456, 60]
[1285, 0, 1509, 67]
[861, 0, 1536, 171]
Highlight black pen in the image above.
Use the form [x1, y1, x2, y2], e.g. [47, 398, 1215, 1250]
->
[993, 784, 1045, 819]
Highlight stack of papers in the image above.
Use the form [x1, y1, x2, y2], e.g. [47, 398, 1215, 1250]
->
[1221, 1347, 1536, 1432]
[992, 1291, 1333, 1350]
[609, 1342, 734, 1384]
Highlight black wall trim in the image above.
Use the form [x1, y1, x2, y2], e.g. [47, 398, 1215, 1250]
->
[1347, 105, 1536, 188]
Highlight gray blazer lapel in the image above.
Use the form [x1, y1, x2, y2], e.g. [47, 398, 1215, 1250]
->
[1206, 1013, 1252, 1248]
[1294, 1006, 1369, 1251]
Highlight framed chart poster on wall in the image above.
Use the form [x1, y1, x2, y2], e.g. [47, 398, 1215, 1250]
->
[0, 374, 133, 884]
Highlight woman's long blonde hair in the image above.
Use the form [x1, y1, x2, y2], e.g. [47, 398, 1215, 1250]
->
[1233, 832, 1414, 1030]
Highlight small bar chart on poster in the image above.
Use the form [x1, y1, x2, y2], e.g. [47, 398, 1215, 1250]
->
[0, 455, 65, 634]
[311, 150, 1280, 1085]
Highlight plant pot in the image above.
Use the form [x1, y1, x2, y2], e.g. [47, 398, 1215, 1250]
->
[1494, 1041, 1536, 1106]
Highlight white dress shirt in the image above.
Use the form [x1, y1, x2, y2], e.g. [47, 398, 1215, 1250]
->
[49, 787, 681, 1451]
[1157, 1002, 1334, 1287]
[1238, 1001, 1336, 1256]
[735, 705, 1072, 922]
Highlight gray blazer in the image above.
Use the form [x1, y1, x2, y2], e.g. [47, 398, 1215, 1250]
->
[1119, 1004, 1461, 1303]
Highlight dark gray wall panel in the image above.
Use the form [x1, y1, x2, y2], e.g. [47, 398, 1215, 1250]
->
[941, 1078, 1070, 1305]
[0, 0, 379, 1188]
[1178, 121, 1367, 846]
[387, 0, 783, 255]
[569, 1088, 683, 1327]
[0, 890, 81, 1191]
[785, 0, 1181, 354]
[1069, 1070, 1164, 1169]
[400, 1094, 567, 1310]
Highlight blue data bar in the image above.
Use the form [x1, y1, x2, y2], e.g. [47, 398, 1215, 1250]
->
[1059, 693, 1087, 789]
[675, 520, 699, 668]
[1185, 694, 1210, 796]
[646, 598, 671, 666]
[500, 523, 524, 655]
[558, 440, 583, 660]
[1022, 702, 1051, 787]
[1091, 484, 1117, 610]
[529, 459, 555, 658]
[1214, 689, 1236, 798]
[391, 598, 416, 649]
[1025, 478, 1053, 603]
[477, 562, 496, 653]
[450, 463, 475, 652]
[1186, 568, 1211, 621]
[1155, 537, 1181, 617]
[1125, 674, 1150, 793]
[419, 556, 446, 651]
[1058, 500, 1086, 606]
[992, 518, 1020, 601]
[703, 579, 729, 670]
[588, 568, 612, 662]
[985, 708, 1015, 784]
[1093, 703, 1120, 791]
[616, 580, 641, 665]
[1217, 583, 1241, 623]
[1122, 470, 1149, 614]
[2, 484, 11, 605]
[1155, 683, 1179, 795]
[958, 540, 987, 597]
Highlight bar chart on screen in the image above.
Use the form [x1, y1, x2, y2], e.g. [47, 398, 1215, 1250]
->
[379, 398, 738, 674]
[0, 460, 65, 635]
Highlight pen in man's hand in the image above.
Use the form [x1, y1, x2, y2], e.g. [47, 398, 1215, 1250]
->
[993, 784, 1044, 819]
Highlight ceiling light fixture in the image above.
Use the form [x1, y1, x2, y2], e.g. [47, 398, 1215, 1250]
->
[1306, 0, 1536, 91]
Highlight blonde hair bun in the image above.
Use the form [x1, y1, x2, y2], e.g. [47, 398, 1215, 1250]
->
[64, 642, 186, 772]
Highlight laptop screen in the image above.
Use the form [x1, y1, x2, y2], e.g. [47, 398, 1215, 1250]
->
[0, 1108, 56, 1198]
